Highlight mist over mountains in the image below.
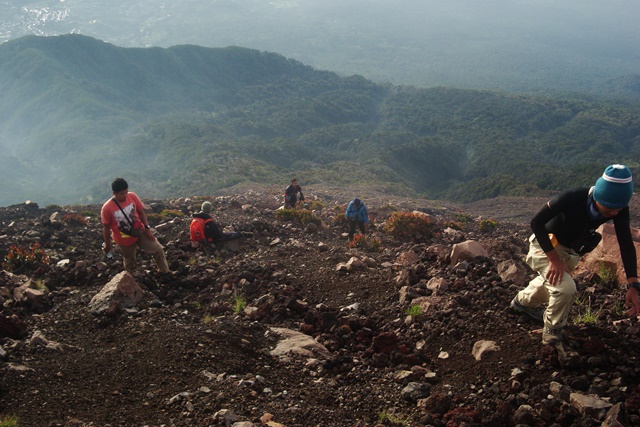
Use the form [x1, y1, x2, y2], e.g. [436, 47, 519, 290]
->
[0, 34, 639, 207]
[1, 0, 639, 96]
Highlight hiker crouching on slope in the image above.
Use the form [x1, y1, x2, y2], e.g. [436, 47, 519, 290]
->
[346, 197, 369, 241]
[190, 201, 242, 250]
[510, 164, 640, 345]
[284, 178, 304, 209]
[101, 178, 169, 274]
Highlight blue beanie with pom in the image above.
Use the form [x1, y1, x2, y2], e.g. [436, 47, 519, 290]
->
[593, 164, 633, 209]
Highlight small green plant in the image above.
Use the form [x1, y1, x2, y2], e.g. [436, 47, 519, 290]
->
[333, 212, 348, 226]
[597, 261, 618, 287]
[0, 414, 18, 427]
[192, 301, 201, 309]
[573, 294, 603, 325]
[147, 213, 162, 224]
[454, 212, 474, 223]
[378, 410, 407, 426]
[2, 244, 50, 273]
[203, 314, 213, 324]
[445, 220, 464, 230]
[612, 295, 626, 316]
[233, 294, 247, 314]
[348, 234, 382, 251]
[61, 212, 88, 226]
[188, 256, 197, 266]
[275, 208, 320, 226]
[405, 305, 422, 316]
[275, 208, 296, 221]
[384, 211, 434, 240]
[160, 209, 184, 218]
[381, 203, 399, 212]
[306, 200, 325, 211]
[478, 218, 498, 231]
[45, 204, 62, 210]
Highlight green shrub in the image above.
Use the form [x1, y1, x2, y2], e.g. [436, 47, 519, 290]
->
[2, 244, 50, 273]
[384, 211, 434, 240]
[478, 218, 498, 231]
[306, 200, 325, 211]
[454, 212, 474, 223]
[275, 208, 296, 221]
[160, 209, 183, 218]
[147, 213, 162, 224]
[348, 234, 382, 251]
[276, 208, 320, 226]
[445, 220, 464, 230]
[61, 212, 88, 226]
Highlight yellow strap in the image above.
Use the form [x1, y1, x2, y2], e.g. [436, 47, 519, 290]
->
[548, 233, 559, 247]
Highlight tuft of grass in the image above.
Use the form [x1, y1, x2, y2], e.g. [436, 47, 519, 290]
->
[203, 314, 213, 324]
[233, 294, 247, 314]
[405, 305, 422, 317]
[378, 410, 408, 426]
[0, 415, 18, 427]
[597, 261, 618, 287]
[573, 294, 603, 325]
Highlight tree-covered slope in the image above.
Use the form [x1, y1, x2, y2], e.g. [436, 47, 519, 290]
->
[0, 34, 638, 206]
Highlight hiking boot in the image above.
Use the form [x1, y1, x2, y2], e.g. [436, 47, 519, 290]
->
[510, 297, 544, 322]
[542, 326, 563, 345]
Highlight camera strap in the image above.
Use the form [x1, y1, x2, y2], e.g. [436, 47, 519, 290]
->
[112, 197, 135, 228]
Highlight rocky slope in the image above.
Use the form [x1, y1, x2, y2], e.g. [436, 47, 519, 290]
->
[1, 186, 640, 427]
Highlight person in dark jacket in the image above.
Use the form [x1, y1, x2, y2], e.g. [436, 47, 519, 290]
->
[346, 197, 369, 240]
[284, 178, 304, 209]
[510, 164, 640, 345]
[191, 201, 242, 248]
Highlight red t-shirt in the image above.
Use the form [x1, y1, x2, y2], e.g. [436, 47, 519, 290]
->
[101, 192, 144, 247]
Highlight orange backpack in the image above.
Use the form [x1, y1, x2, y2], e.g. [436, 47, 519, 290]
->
[190, 217, 213, 243]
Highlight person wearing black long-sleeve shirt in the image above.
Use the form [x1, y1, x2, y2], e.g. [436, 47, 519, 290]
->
[511, 164, 640, 345]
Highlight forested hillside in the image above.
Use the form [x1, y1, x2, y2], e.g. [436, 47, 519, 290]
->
[0, 34, 639, 206]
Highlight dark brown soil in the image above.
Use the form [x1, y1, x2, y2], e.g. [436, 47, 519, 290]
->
[2, 186, 640, 427]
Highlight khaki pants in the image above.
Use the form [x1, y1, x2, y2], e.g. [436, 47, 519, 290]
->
[515, 235, 580, 329]
[119, 233, 169, 273]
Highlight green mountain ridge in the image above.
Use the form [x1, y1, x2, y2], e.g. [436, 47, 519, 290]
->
[0, 34, 639, 207]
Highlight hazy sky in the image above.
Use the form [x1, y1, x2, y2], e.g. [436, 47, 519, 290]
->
[1, 0, 638, 90]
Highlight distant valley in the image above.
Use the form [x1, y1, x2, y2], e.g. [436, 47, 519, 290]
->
[0, 34, 639, 207]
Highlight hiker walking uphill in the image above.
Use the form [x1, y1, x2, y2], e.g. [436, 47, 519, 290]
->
[510, 164, 640, 345]
[190, 201, 242, 249]
[101, 178, 169, 274]
[284, 178, 304, 209]
[346, 197, 369, 241]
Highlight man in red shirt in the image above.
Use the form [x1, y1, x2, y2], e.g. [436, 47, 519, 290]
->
[101, 178, 169, 274]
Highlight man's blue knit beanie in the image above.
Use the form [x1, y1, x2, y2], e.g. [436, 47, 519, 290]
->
[593, 164, 633, 209]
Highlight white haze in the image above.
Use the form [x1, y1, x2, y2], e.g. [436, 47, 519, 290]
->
[0, 0, 638, 91]
[0, 0, 639, 206]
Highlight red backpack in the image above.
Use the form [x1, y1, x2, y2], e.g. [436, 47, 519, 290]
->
[190, 217, 213, 243]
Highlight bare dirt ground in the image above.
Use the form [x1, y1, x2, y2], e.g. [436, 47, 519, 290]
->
[2, 185, 640, 427]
